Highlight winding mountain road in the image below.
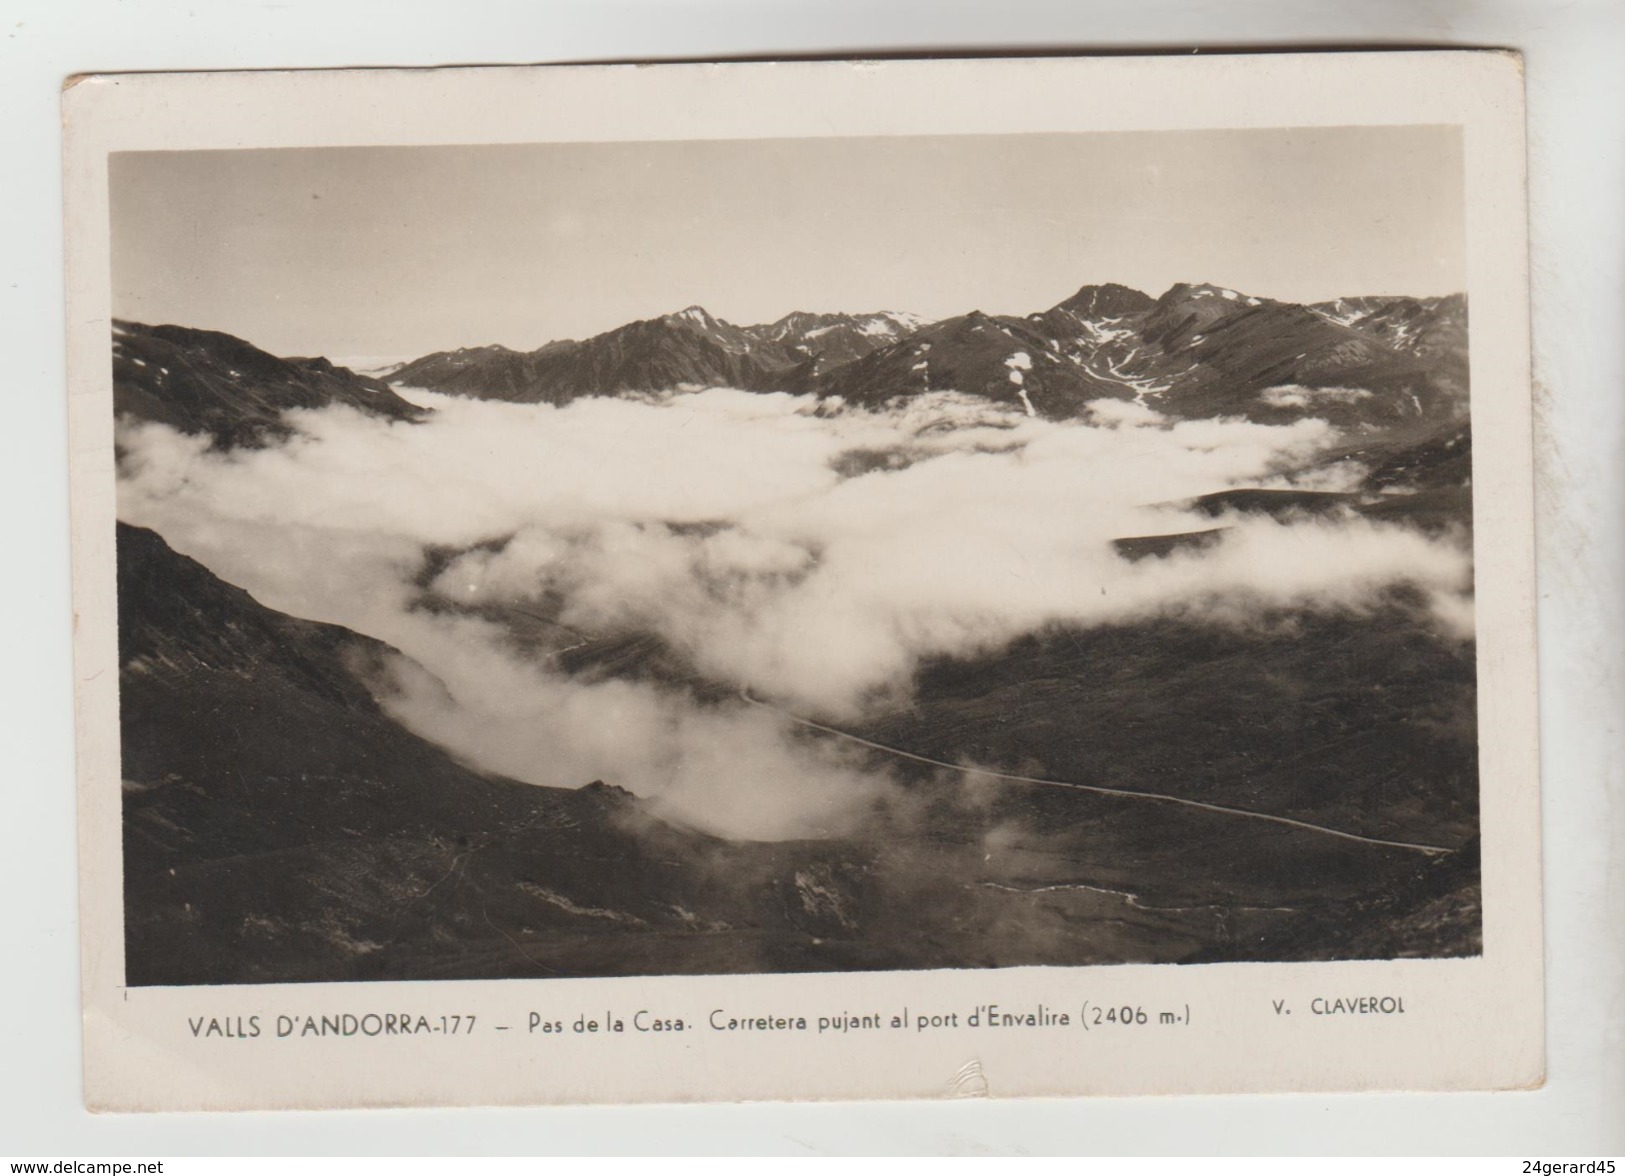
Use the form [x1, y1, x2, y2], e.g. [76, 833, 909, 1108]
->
[739, 690, 1456, 857]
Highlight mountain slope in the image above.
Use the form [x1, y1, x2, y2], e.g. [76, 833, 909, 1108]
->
[118, 516, 1481, 984]
[113, 321, 425, 448]
[128, 522, 1296, 984]
[117, 523, 891, 984]
[1134, 285, 1466, 426]
[1311, 293, 1469, 359]
[387, 307, 797, 403]
[812, 308, 1131, 417]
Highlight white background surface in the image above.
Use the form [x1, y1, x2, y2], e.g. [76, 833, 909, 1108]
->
[2, 0, 1620, 1156]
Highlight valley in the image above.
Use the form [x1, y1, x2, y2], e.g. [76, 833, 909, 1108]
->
[110, 276, 1480, 985]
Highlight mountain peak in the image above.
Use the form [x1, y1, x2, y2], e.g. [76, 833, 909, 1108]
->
[752, 309, 931, 343]
[664, 305, 718, 328]
[1156, 282, 1263, 308]
[1054, 283, 1156, 320]
[867, 310, 931, 332]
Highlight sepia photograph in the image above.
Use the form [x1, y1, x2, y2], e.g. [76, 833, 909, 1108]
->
[2, 0, 1617, 1146]
[108, 126, 1482, 987]
[60, 54, 1546, 1110]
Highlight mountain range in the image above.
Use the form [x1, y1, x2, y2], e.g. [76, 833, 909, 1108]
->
[384, 281, 1467, 430]
[385, 306, 930, 406]
[110, 281, 1468, 448]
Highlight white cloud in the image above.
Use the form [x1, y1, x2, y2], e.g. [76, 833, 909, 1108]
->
[1259, 383, 1374, 409]
[116, 387, 1473, 837]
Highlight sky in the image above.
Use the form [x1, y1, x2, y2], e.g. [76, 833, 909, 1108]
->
[109, 126, 1465, 360]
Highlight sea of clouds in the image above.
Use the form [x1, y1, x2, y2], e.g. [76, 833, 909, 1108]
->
[115, 387, 1474, 839]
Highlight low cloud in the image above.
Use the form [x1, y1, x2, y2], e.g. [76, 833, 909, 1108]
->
[1259, 384, 1374, 409]
[116, 387, 1473, 838]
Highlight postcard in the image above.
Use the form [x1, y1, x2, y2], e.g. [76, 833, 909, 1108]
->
[63, 51, 1541, 1109]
